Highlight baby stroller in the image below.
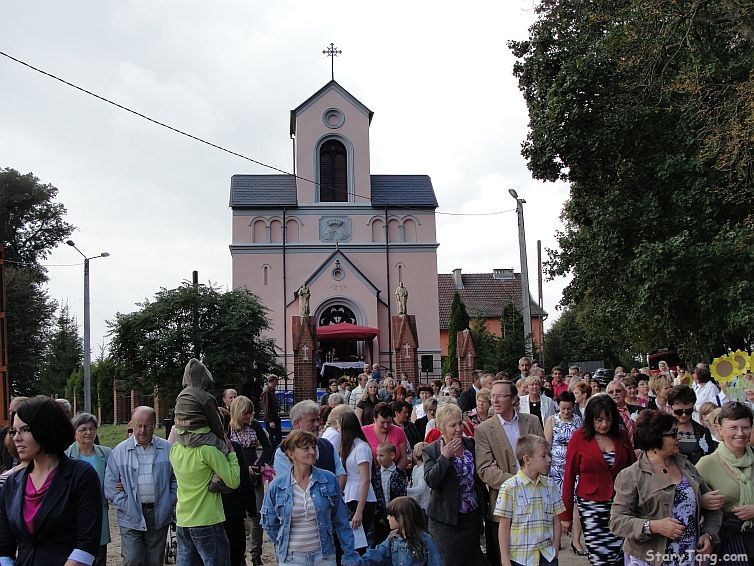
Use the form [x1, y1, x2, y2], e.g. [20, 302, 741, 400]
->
[163, 522, 177, 563]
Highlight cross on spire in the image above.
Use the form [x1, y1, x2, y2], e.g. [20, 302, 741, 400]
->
[322, 42, 342, 80]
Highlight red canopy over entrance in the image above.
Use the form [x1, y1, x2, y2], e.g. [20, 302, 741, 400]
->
[316, 322, 379, 341]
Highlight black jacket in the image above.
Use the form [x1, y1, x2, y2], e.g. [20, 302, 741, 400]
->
[221, 441, 257, 519]
[458, 386, 478, 413]
[423, 437, 487, 526]
[0, 455, 103, 565]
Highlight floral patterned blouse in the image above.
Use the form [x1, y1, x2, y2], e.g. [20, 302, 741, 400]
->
[451, 448, 479, 514]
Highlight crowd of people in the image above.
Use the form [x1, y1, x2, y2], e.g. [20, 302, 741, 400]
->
[0, 357, 753, 566]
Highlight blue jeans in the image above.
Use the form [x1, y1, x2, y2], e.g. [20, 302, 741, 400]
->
[283, 549, 337, 566]
[176, 523, 230, 566]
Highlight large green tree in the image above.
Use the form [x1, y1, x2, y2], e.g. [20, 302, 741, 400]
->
[442, 291, 470, 376]
[510, 0, 754, 361]
[499, 302, 526, 376]
[1, 167, 75, 394]
[108, 282, 277, 405]
[40, 304, 83, 398]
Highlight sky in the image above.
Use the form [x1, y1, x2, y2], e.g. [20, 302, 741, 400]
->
[0, 1, 571, 352]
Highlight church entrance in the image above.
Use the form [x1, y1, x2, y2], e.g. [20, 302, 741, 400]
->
[317, 303, 362, 386]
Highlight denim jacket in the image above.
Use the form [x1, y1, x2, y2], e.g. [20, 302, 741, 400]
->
[261, 466, 359, 565]
[360, 532, 442, 566]
[104, 435, 177, 531]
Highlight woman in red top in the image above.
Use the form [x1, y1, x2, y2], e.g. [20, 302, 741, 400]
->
[561, 394, 636, 565]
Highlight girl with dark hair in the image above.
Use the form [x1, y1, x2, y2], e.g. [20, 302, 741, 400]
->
[360, 496, 441, 565]
[561, 394, 636, 565]
[339, 411, 377, 553]
[611, 409, 721, 566]
[0, 396, 103, 566]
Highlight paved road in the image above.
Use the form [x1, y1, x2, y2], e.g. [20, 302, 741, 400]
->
[106, 508, 591, 565]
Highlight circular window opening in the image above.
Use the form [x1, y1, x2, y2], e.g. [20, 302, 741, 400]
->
[322, 108, 345, 129]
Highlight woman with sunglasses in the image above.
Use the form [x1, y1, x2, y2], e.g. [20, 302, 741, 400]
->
[610, 410, 721, 566]
[666, 385, 717, 465]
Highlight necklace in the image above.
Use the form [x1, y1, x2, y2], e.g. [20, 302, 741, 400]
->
[649, 455, 670, 473]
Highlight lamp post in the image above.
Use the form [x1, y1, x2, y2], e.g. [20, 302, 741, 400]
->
[66, 240, 109, 413]
[508, 189, 533, 356]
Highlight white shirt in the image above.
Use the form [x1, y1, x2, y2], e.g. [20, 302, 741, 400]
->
[343, 438, 377, 503]
[498, 411, 521, 471]
[694, 381, 727, 422]
[349, 385, 365, 409]
[321, 427, 341, 453]
[408, 463, 430, 511]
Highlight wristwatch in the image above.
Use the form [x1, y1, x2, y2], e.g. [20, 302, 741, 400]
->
[642, 520, 651, 535]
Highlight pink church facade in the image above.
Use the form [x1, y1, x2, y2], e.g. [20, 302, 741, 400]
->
[230, 81, 441, 381]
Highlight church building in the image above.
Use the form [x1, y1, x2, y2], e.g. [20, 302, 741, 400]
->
[229, 80, 441, 387]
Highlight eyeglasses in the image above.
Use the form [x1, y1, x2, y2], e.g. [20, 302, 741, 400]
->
[133, 424, 155, 431]
[721, 425, 753, 435]
[76, 426, 98, 434]
[673, 408, 694, 416]
[661, 429, 679, 438]
[7, 426, 31, 437]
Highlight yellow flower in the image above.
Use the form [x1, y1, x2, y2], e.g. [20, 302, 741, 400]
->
[711, 355, 737, 385]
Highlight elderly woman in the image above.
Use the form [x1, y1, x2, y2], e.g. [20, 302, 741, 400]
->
[519, 375, 557, 426]
[415, 396, 437, 439]
[423, 403, 489, 565]
[228, 395, 273, 566]
[65, 413, 112, 565]
[667, 385, 717, 464]
[261, 430, 359, 566]
[647, 374, 673, 413]
[463, 389, 491, 427]
[611, 410, 721, 566]
[0, 396, 103, 565]
[697, 402, 754, 564]
[561, 394, 636, 565]
[355, 380, 380, 426]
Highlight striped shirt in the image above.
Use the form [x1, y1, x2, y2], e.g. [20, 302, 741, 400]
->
[288, 477, 321, 552]
[494, 470, 565, 566]
[134, 437, 156, 504]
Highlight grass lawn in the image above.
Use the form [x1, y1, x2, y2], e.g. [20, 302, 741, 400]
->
[97, 423, 167, 448]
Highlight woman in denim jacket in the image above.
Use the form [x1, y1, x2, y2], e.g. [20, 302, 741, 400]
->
[261, 430, 359, 566]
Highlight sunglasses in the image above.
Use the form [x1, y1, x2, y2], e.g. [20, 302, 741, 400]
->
[673, 408, 694, 416]
[661, 429, 679, 438]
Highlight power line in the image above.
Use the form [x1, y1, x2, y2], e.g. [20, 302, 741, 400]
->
[5, 259, 84, 267]
[0, 49, 517, 217]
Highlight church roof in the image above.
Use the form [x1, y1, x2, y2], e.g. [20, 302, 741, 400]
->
[290, 80, 373, 136]
[437, 271, 547, 329]
[229, 175, 438, 208]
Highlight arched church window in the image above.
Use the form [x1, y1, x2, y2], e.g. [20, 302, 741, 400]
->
[319, 304, 357, 326]
[319, 139, 348, 202]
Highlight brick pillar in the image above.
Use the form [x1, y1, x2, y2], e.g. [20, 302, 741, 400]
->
[456, 329, 477, 389]
[153, 388, 165, 424]
[130, 388, 145, 415]
[292, 316, 317, 404]
[113, 380, 130, 424]
[392, 314, 419, 388]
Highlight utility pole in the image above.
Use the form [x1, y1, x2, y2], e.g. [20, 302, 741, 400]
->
[509, 189, 533, 356]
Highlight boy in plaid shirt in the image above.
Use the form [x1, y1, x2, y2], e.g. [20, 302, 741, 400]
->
[494, 434, 565, 566]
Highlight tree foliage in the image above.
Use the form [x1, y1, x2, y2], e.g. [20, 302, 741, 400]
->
[499, 302, 526, 376]
[40, 304, 83, 398]
[442, 292, 470, 376]
[1, 167, 75, 394]
[510, 0, 754, 360]
[108, 282, 277, 405]
[543, 308, 636, 370]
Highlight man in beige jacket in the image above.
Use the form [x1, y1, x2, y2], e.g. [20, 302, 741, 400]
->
[475, 379, 544, 565]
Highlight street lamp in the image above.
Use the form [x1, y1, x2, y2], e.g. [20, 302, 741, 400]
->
[66, 240, 109, 413]
[508, 189, 533, 356]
